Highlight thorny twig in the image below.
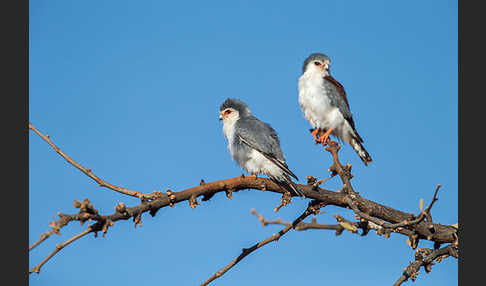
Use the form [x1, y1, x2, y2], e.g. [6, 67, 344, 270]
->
[324, 141, 448, 240]
[323, 140, 458, 283]
[251, 209, 372, 236]
[29, 227, 95, 274]
[200, 201, 326, 286]
[29, 215, 72, 251]
[383, 184, 441, 231]
[29, 199, 115, 273]
[393, 244, 459, 285]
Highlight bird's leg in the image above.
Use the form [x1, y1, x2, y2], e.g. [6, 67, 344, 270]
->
[317, 128, 333, 146]
[310, 128, 320, 144]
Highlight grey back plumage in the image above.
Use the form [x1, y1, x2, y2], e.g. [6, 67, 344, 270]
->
[234, 114, 299, 181]
[234, 115, 285, 162]
[220, 98, 302, 194]
[322, 79, 353, 123]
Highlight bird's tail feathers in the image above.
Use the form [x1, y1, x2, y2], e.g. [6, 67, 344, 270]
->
[280, 173, 305, 197]
[350, 136, 372, 166]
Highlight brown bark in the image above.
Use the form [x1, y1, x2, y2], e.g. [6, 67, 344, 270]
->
[29, 123, 458, 285]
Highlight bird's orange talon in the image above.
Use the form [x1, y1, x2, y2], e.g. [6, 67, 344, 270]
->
[316, 128, 333, 146]
[310, 128, 321, 144]
[310, 129, 319, 138]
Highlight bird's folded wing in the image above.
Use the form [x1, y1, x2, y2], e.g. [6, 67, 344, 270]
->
[323, 76, 363, 142]
[237, 135, 299, 181]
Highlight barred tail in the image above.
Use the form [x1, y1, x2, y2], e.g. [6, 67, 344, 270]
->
[280, 174, 305, 197]
[350, 136, 372, 166]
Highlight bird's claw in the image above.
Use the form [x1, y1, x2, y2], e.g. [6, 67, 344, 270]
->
[310, 128, 320, 144]
[315, 128, 333, 146]
[316, 135, 330, 146]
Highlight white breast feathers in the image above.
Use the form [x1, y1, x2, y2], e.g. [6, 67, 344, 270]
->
[222, 118, 238, 156]
[298, 73, 344, 130]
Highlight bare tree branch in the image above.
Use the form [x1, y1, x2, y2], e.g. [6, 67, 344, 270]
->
[29, 122, 148, 199]
[323, 141, 451, 245]
[393, 244, 459, 285]
[28, 170, 456, 261]
[29, 211, 78, 251]
[200, 200, 326, 286]
[29, 227, 95, 274]
[251, 209, 382, 236]
[29, 124, 458, 284]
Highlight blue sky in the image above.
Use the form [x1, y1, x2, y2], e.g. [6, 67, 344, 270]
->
[29, 1, 457, 285]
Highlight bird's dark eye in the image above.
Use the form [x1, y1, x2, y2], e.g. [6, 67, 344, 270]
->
[314, 61, 321, 66]
[224, 110, 232, 115]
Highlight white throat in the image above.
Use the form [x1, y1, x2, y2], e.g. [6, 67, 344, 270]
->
[222, 117, 238, 154]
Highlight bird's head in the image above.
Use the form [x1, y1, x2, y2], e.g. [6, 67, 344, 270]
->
[219, 98, 251, 123]
[302, 53, 331, 76]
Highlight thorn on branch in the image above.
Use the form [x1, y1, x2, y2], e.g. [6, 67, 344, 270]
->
[73, 200, 82, 208]
[189, 195, 200, 209]
[101, 219, 114, 237]
[406, 234, 419, 249]
[225, 189, 233, 200]
[308, 200, 327, 215]
[306, 176, 317, 185]
[115, 202, 127, 214]
[274, 191, 292, 212]
[166, 189, 176, 207]
[48, 219, 61, 236]
[79, 198, 98, 215]
[133, 213, 142, 228]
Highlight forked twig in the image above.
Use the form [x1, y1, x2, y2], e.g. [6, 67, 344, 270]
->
[325, 140, 443, 232]
[252, 208, 345, 234]
[29, 213, 73, 251]
[200, 201, 324, 286]
[29, 227, 95, 274]
[393, 244, 459, 285]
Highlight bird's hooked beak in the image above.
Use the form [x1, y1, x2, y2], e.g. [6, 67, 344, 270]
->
[320, 61, 330, 71]
[219, 113, 223, 121]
